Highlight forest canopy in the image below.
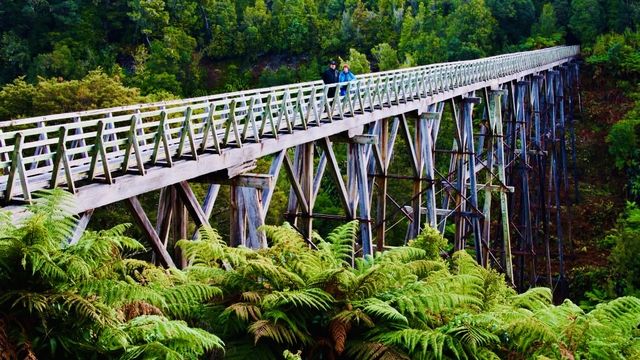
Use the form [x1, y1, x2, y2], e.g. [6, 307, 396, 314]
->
[1, 0, 638, 102]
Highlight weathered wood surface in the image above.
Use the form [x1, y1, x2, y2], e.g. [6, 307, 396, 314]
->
[0, 46, 579, 213]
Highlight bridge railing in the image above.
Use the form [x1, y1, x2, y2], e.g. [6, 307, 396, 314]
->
[0, 45, 579, 202]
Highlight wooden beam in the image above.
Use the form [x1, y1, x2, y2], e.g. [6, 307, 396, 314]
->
[193, 160, 258, 183]
[318, 137, 352, 218]
[242, 187, 267, 249]
[283, 152, 310, 214]
[375, 119, 389, 252]
[234, 175, 272, 189]
[399, 114, 419, 176]
[202, 184, 220, 220]
[261, 151, 285, 218]
[350, 135, 378, 145]
[173, 195, 188, 268]
[69, 209, 94, 245]
[126, 196, 175, 268]
[230, 185, 245, 247]
[175, 181, 209, 228]
[156, 187, 175, 247]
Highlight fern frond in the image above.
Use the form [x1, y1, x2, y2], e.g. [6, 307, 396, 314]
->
[241, 291, 263, 304]
[241, 259, 305, 289]
[263, 288, 333, 311]
[378, 247, 428, 264]
[511, 287, 553, 311]
[109, 315, 224, 359]
[223, 302, 262, 322]
[345, 339, 410, 360]
[329, 317, 351, 354]
[21, 243, 67, 281]
[52, 292, 115, 326]
[506, 316, 557, 352]
[405, 259, 446, 279]
[445, 315, 501, 350]
[162, 284, 223, 318]
[333, 308, 375, 328]
[347, 266, 391, 300]
[587, 296, 640, 329]
[378, 328, 448, 360]
[1, 290, 48, 314]
[322, 221, 358, 265]
[80, 279, 166, 308]
[120, 300, 164, 321]
[357, 298, 408, 325]
[248, 319, 303, 346]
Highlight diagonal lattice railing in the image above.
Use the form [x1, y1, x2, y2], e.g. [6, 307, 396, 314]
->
[0, 45, 579, 204]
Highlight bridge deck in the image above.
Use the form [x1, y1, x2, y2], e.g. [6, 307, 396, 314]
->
[0, 46, 579, 213]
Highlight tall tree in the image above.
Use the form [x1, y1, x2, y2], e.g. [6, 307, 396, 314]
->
[242, 0, 272, 58]
[569, 0, 605, 45]
[202, 0, 239, 59]
[486, 0, 536, 47]
[372, 43, 400, 70]
[446, 0, 497, 59]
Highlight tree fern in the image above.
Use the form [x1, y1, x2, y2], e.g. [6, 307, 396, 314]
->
[510, 287, 553, 311]
[248, 319, 306, 346]
[222, 302, 262, 322]
[262, 288, 333, 311]
[378, 328, 452, 360]
[320, 220, 358, 267]
[358, 298, 409, 325]
[505, 315, 558, 352]
[101, 315, 224, 359]
[587, 296, 640, 328]
[345, 339, 410, 360]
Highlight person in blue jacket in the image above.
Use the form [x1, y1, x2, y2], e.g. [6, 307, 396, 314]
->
[338, 64, 356, 96]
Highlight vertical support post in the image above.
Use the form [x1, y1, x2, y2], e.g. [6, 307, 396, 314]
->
[375, 119, 389, 251]
[299, 142, 314, 242]
[422, 104, 442, 229]
[551, 70, 568, 298]
[286, 146, 303, 225]
[462, 95, 484, 266]
[488, 89, 514, 282]
[532, 75, 552, 287]
[410, 112, 424, 240]
[355, 141, 373, 256]
[230, 184, 245, 247]
[173, 191, 188, 268]
[516, 81, 535, 288]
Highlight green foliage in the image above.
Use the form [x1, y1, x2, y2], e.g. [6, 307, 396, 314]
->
[2, 191, 640, 358]
[589, 31, 640, 81]
[608, 202, 640, 293]
[0, 0, 638, 103]
[0, 71, 145, 120]
[340, 48, 371, 74]
[486, 0, 536, 46]
[522, 3, 564, 49]
[408, 225, 448, 259]
[372, 43, 400, 71]
[0, 189, 223, 358]
[607, 117, 640, 171]
[569, 0, 606, 45]
[446, 0, 498, 60]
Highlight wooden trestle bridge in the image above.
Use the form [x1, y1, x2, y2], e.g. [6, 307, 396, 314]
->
[0, 46, 580, 290]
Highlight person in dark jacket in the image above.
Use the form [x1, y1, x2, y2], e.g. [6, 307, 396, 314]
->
[321, 60, 339, 98]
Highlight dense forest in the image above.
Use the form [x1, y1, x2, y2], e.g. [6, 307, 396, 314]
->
[0, 0, 638, 103]
[1, 0, 640, 359]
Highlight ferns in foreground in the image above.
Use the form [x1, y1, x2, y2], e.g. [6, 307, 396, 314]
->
[0, 189, 222, 359]
[2, 192, 640, 359]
